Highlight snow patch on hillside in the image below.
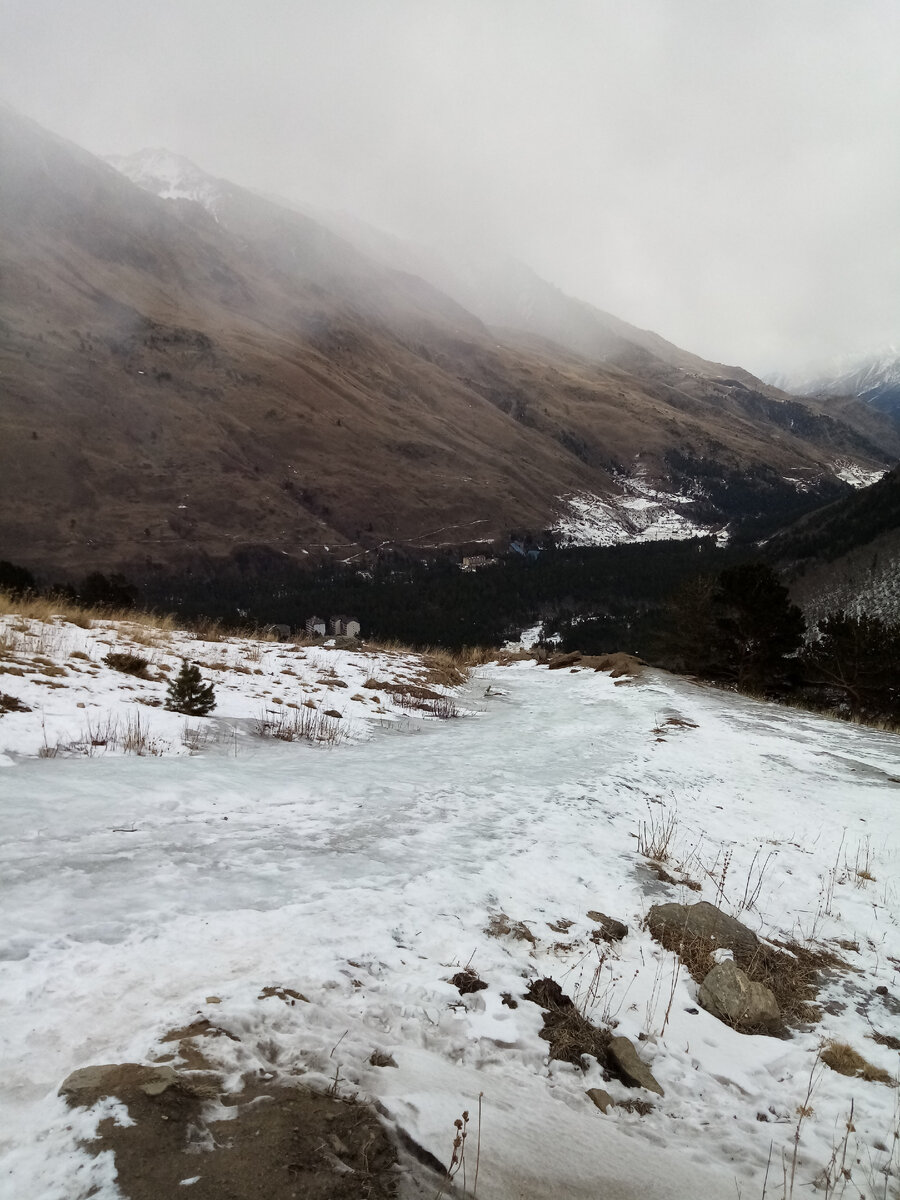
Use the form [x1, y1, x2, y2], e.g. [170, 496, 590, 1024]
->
[831, 459, 889, 489]
[554, 474, 726, 546]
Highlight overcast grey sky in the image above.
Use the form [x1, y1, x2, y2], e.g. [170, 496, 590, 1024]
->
[2, 1, 898, 374]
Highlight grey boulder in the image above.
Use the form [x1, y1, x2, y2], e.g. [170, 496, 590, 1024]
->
[698, 960, 781, 1032]
[647, 901, 759, 957]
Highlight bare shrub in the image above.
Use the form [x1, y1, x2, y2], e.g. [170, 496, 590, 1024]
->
[398, 692, 460, 719]
[636, 799, 678, 862]
[256, 705, 346, 746]
[182, 723, 209, 753]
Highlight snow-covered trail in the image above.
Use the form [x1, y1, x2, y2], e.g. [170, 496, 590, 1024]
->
[1, 663, 898, 1200]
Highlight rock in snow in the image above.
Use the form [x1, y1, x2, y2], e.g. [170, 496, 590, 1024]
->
[607, 1037, 665, 1096]
[698, 961, 781, 1033]
[646, 901, 759, 957]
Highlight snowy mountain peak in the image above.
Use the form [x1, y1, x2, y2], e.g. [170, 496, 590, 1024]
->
[769, 346, 900, 423]
[106, 147, 226, 216]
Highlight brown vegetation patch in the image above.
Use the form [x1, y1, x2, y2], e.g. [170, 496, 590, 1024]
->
[615, 1097, 655, 1116]
[524, 977, 610, 1067]
[364, 679, 442, 701]
[103, 651, 150, 678]
[258, 985, 309, 1005]
[160, 1017, 241, 1044]
[821, 1041, 894, 1084]
[0, 691, 31, 713]
[485, 913, 537, 944]
[450, 968, 488, 995]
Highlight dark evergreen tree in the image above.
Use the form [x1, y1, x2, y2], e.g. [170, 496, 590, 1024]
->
[165, 660, 216, 716]
[0, 560, 35, 595]
[709, 563, 806, 690]
[802, 611, 900, 721]
[79, 572, 138, 610]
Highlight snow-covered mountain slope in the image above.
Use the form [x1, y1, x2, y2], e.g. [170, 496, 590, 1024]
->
[771, 347, 900, 424]
[1, 610, 898, 1199]
[554, 471, 728, 547]
[105, 148, 228, 216]
[771, 465, 900, 622]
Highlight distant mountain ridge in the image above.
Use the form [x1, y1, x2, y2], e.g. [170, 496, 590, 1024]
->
[770, 348, 900, 425]
[1, 107, 898, 579]
[769, 465, 900, 622]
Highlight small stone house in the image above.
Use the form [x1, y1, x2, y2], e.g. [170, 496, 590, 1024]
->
[304, 615, 327, 637]
[329, 615, 361, 638]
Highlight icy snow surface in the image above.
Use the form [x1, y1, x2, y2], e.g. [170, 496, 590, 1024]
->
[1, 624, 899, 1198]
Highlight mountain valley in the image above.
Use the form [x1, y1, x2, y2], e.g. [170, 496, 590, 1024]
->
[2, 106, 898, 584]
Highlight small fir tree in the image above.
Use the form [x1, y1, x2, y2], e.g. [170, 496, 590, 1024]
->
[165, 660, 215, 716]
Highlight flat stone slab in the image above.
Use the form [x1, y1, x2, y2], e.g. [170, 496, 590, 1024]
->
[607, 1036, 664, 1096]
[60, 1063, 179, 1103]
[586, 1088, 614, 1113]
[647, 901, 759, 957]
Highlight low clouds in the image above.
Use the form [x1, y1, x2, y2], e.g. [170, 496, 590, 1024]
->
[2, 0, 898, 374]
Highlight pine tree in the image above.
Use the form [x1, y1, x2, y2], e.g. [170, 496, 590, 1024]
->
[710, 563, 806, 691]
[165, 660, 216, 716]
[802, 611, 900, 720]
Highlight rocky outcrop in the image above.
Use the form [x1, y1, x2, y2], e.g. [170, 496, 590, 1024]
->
[647, 901, 759, 957]
[698, 960, 781, 1032]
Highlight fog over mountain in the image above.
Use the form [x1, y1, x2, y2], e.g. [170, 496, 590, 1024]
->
[2, 1, 898, 377]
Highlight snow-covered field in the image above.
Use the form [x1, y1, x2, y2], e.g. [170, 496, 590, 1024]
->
[1, 615, 899, 1199]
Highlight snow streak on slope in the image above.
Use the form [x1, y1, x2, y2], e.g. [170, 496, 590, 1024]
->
[1, 629, 898, 1199]
[554, 472, 726, 546]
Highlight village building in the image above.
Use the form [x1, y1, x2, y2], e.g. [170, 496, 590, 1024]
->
[329, 615, 361, 638]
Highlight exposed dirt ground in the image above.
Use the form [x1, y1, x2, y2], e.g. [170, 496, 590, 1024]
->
[69, 1071, 400, 1200]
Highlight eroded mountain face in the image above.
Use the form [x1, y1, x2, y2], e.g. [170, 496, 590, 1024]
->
[1, 106, 897, 576]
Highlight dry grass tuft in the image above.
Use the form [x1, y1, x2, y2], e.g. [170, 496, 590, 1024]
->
[255, 705, 346, 746]
[821, 1041, 894, 1084]
[0, 590, 177, 633]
